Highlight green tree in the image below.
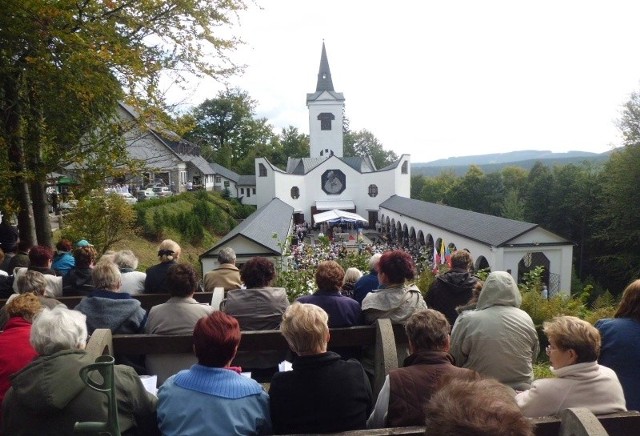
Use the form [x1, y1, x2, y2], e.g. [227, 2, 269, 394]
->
[419, 170, 459, 204]
[0, 0, 246, 247]
[501, 189, 525, 220]
[523, 162, 553, 227]
[186, 88, 276, 172]
[344, 128, 398, 168]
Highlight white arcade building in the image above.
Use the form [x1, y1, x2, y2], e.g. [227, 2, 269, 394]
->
[201, 43, 574, 294]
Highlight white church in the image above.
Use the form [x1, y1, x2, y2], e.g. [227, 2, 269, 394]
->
[255, 42, 411, 227]
[201, 43, 574, 295]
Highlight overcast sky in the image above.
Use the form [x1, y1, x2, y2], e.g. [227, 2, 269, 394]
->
[165, 0, 640, 163]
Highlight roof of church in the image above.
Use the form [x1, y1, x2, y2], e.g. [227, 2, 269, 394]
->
[237, 175, 256, 186]
[316, 42, 334, 92]
[379, 195, 547, 247]
[182, 154, 212, 174]
[285, 156, 377, 175]
[306, 42, 345, 102]
[201, 198, 293, 256]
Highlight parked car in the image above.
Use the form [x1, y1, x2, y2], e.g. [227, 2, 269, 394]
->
[118, 192, 138, 205]
[137, 189, 158, 201]
[152, 186, 173, 197]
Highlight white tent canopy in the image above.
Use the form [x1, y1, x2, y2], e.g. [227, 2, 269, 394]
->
[313, 209, 368, 225]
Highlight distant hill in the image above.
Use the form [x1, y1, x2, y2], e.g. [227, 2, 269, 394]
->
[411, 149, 615, 177]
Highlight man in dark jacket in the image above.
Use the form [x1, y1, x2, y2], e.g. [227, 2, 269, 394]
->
[367, 309, 478, 428]
[426, 250, 477, 325]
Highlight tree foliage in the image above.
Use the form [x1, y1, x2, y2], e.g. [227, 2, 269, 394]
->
[344, 128, 398, 169]
[0, 0, 247, 246]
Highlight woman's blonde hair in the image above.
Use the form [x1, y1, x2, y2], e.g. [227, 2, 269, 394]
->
[543, 315, 600, 363]
[157, 239, 181, 262]
[6, 293, 42, 321]
[280, 303, 329, 354]
[342, 267, 362, 286]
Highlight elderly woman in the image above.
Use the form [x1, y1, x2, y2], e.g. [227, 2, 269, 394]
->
[361, 250, 426, 324]
[114, 249, 146, 295]
[0, 270, 64, 329]
[297, 261, 362, 327]
[145, 239, 181, 294]
[222, 257, 289, 376]
[0, 294, 41, 407]
[516, 315, 626, 417]
[157, 311, 271, 435]
[269, 303, 372, 434]
[2, 306, 157, 435]
[74, 261, 146, 334]
[341, 267, 362, 299]
[146, 264, 214, 384]
[595, 278, 640, 410]
[62, 245, 97, 296]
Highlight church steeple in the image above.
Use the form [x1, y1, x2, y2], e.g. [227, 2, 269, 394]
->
[316, 41, 334, 92]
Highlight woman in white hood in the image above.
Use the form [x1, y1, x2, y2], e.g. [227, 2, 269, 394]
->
[450, 271, 539, 390]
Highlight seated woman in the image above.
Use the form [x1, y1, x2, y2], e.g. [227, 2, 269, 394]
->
[297, 260, 363, 327]
[0, 294, 40, 407]
[361, 250, 426, 324]
[144, 239, 180, 294]
[2, 306, 157, 435]
[62, 245, 97, 296]
[269, 303, 372, 434]
[341, 267, 362, 299]
[516, 315, 626, 417]
[0, 270, 64, 329]
[114, 249, 146, 295]
[12, 245, 62, 297]
[595, 279, 640, 410]
[52, 238, 75, 277]
[157, 311, 271, 435]
[221, 257, 289, 377]
[146, 263, 214, 384]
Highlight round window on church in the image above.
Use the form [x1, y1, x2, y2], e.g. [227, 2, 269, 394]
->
[368, 184, 378, 197]
[291, 186, 300, 199]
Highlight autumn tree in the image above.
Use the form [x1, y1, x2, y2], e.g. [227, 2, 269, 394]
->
[0, 0, 247, 246]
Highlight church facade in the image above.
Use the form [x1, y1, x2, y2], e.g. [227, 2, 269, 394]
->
[255, 43, 410, 226]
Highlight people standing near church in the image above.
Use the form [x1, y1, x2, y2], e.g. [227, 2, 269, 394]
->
[450, 271, 539, 390]
[269, 303, 372, 434]
[203, 246, 242, 293]
[353, 253, 381, 304]
[426, 250, 477, 326]
[367, 309, 478, 428]
[595, 278, 640, 411]
[145, 239, 181, 294]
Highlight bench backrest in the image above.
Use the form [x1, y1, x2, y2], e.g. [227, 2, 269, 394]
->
[0, 292, 215, 311]
[87, 319, 407, 394]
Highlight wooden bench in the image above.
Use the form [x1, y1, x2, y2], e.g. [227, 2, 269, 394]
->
[0, 291, 215, 311]
[86, 318, 408, 394]
[304, 409, 640, 436]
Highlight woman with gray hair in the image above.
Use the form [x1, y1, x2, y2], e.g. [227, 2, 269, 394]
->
[0, 270, 64, 329]
[2, 306, 157, 435]
[114, 249, 146, 295]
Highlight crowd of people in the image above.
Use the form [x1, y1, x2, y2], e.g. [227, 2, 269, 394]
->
[0, 230, 638, 435]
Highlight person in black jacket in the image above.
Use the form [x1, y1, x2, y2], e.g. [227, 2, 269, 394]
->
[269, 303, 372, 434]
[426, 250, 478, 326]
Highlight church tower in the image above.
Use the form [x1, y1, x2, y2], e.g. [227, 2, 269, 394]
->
[306, 42, 345, 158]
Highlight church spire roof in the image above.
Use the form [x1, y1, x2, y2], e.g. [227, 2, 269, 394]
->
[315, 41, 334, 92]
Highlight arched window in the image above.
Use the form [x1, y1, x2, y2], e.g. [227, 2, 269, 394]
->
[368, 184, 378, 197]
[259, 163, 267, 177]
[401, 161, 408, 174]
[291, 186, 300, 199]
